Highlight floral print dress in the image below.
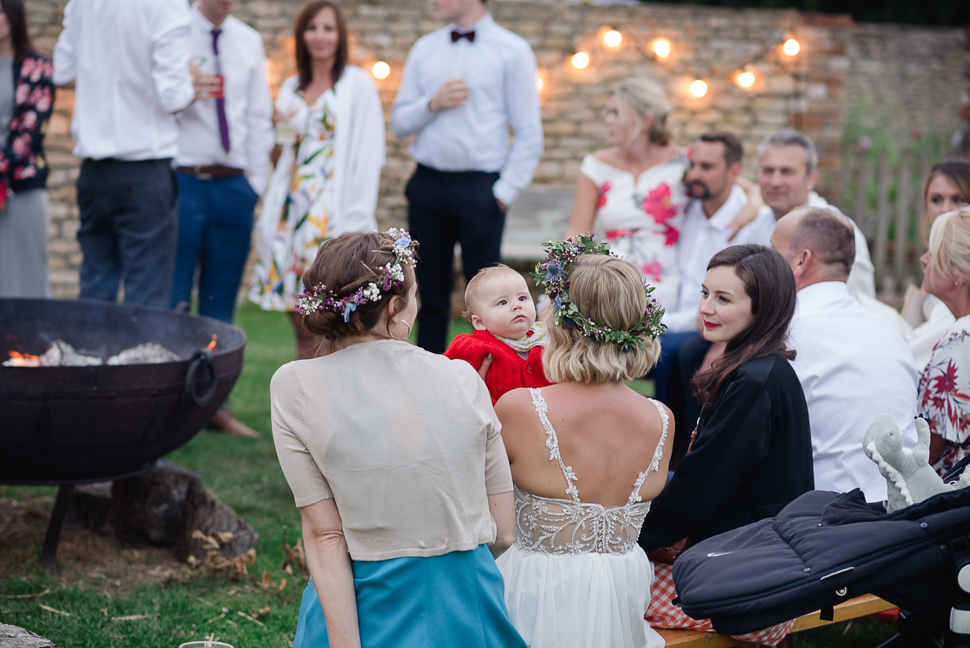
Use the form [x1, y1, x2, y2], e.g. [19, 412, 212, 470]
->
[918, 314, 970, 477]
[579, 153, 689, 311]
[250, 79, 338, 311]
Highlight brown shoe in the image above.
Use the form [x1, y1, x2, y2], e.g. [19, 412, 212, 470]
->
[208, 407, 259, 438]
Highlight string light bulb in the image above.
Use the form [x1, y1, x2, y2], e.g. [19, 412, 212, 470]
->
[603, 29, 622, 48]
[736, 70, 755, 88]
[571, 51, 590, 69]
[371, 61, 390, 80]
[689, 79, 708, 98]
[651, 39, 671, 59]
[536, 74, 544, 91]
[783, 38, 800, 56]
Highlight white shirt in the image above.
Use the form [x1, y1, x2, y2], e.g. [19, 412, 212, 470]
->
[175, 5, 273, 195]
[788, 281, 919, 502]
[53, 0, 195, 161]
[734, 191, 876, 299]
[390, 13, 543, 206]
[664, 185, 748, 333]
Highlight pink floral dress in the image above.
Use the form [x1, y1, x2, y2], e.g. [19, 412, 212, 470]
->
[917, 315, 970, 477]
[579, 153, 689, 310]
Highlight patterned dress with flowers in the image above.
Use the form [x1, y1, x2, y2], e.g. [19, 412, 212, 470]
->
[579, 153, 689, 311]
[918, 315, 970, 477]
[249, 79, 339, 311]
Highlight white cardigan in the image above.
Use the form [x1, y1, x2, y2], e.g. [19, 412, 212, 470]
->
[264, 65, 386, 236]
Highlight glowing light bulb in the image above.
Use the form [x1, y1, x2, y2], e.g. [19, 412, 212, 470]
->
[783, 38, 800, 56]
[603, 29, 622, 48]
[736, 71, 755, 88]
[689, 79, 708, 98]
[571, 51, 590, 69]
[371, 61, 390, 80]
[536, 75, 544, 91]
[651, 39, 671, 59]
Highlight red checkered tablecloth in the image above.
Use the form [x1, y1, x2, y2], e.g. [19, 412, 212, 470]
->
[646, 563, 795, 646]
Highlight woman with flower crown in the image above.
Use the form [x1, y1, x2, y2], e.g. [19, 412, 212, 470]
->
[638, 244, 813, 646]
[493, 234, 671, 648]
[271, 229, 526, 648]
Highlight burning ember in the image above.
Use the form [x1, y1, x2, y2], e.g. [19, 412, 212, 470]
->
[7, 351, 40, 367]
[4, 339, 181, 367]
[207, 334, 217, 351]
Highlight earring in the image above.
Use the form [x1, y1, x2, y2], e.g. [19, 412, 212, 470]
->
[391, 319, 412, 341]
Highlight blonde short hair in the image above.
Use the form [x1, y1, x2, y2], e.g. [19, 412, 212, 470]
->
[542, 255, 661, 384]
[613, 78, 673, 147]
[462, 264, 523, 319]
[928, 206, 970, 285]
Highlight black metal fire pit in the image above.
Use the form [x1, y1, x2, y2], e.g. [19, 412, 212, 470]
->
[0, 298, 247, 570]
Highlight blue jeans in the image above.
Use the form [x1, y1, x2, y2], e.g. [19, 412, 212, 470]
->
[76, 158, 178, 308]
[406, 165, 504, 353]
[171, 172, 258, 323]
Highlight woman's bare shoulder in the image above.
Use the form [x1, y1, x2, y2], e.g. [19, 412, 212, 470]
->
[495, 387, 536, 420]
[591, 147, 621, 165]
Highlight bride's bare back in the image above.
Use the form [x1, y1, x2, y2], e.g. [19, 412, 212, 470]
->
[496, 381, 672, 509]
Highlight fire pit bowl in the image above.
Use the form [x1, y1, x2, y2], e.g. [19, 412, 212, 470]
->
[0, 298, 246, 483]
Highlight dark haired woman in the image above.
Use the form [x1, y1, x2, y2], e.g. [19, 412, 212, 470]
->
[0, 0, 53, 297]
[251, 0, 385, 359]
[272, 229, 526, 648]
[638, 244, 813, 646]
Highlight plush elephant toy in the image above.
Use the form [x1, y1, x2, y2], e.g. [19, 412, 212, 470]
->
[862, 414, 970, 513]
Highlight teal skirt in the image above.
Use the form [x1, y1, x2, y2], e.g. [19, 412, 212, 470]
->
[293, 544, 526, 648]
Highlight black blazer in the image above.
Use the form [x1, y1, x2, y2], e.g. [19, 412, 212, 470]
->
[638, 353, 814, 551]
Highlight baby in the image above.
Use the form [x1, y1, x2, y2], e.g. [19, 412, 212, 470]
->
[445, 265, 552, 404]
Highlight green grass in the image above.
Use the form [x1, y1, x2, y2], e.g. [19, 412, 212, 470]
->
[0, 305, 898, 647]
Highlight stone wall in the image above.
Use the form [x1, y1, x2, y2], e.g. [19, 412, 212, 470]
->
[846, 23, 965, 142]
[25, 0, 966, 298]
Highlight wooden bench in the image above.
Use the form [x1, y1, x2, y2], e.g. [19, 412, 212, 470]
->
[656, 594, 896, 647]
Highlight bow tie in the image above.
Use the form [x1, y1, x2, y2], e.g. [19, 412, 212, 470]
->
[451, 29, 475, 43]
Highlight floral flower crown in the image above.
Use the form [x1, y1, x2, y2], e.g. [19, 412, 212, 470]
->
[531, 233, 665, 351]
[295, 228, 418, 322]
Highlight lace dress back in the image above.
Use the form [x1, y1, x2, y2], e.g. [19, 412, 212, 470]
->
[513, 388, 668, 556]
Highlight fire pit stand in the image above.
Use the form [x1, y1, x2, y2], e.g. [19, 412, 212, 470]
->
[1, 298, 247, 572]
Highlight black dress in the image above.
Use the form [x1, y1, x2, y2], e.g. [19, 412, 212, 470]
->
[638, 353, 814, 551]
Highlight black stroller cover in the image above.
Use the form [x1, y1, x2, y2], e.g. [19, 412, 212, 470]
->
[671, 487, 970, 636]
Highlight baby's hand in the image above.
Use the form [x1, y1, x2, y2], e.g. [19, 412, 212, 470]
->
[477, 354, 493, 381]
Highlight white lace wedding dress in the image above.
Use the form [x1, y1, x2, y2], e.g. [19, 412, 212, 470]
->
[496, 388, 667, 648]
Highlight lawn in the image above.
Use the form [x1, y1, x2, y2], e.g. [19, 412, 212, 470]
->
[0, 304, 897, 647]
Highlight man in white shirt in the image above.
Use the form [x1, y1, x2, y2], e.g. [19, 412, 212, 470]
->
[53, 0, 198, 308]
[172, 0, 273, 324]
[736, 128, 876, 299]
[391, 0, 543, 353]
[771, 207, 919, 502]
[654, 131, 747, 464]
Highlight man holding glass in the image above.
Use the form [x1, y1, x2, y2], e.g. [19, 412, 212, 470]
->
[53, 0, 200, 308]
[391, 0, 543, 354]
[172, 0, 272, 324]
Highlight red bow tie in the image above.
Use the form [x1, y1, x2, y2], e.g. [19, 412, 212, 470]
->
[451, 29, 475, 43]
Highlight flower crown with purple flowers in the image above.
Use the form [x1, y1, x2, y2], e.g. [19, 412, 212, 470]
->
[531, 233, 665, 351]
[295, 228, 418, 322]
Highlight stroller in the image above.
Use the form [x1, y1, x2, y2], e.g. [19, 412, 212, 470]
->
[671, 458, 970, 648]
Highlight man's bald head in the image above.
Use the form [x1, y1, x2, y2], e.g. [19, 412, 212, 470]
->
[771, 207, 855, 290]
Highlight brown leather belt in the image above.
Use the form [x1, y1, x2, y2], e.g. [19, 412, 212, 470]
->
[176, 165, 244, 180]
